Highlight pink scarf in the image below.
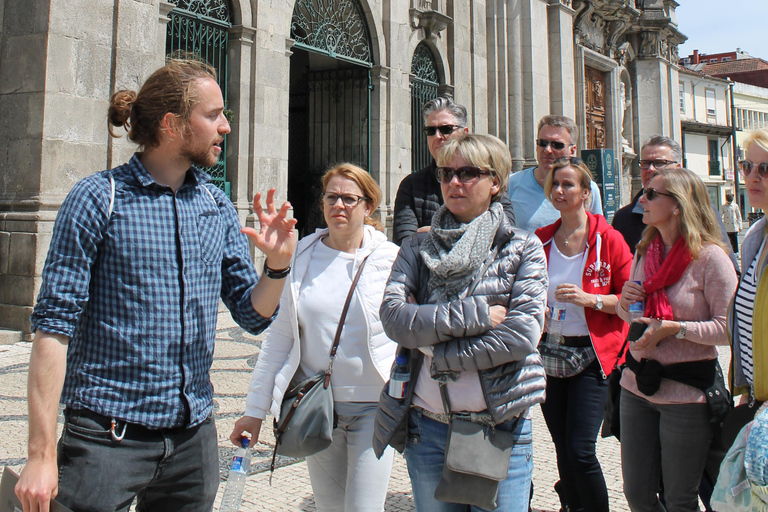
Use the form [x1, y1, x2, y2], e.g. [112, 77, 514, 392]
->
[643, 235, 692, 320]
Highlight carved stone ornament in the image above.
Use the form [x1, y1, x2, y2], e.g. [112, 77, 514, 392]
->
[410, 0, 452, 39]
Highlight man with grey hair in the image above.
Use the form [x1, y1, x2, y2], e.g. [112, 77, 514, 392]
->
[393, 95, 514, 244]
[507, 115, 603, 232]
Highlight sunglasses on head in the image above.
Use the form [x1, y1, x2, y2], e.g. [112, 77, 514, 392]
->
[643, 188, 675, 201]
[638, 159, 677, 170]
[435, 166, 495, 184]
[739, 160, 768, 178]
[553, 157, 584, 166]
[424, 125, 461, 136]
[536, 139, 569, 151]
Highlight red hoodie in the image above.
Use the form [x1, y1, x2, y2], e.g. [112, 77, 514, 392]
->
[535, 212, 633, 377]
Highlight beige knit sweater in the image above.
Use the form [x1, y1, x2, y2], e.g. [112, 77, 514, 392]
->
[617, 243, 738, 404]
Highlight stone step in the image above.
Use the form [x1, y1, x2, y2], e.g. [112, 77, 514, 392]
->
[0, 329, 23, 345]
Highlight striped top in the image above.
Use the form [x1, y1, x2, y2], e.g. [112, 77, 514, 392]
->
[735, 240, 766, 386]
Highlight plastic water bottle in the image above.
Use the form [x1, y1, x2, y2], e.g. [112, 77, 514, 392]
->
[388, 355, 410, 399]
[220, 437, 252, 512]
[628, 280, 645, 323]
[548, 302, 567, 344]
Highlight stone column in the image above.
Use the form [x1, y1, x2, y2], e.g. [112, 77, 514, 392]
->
[227, 24, 257, 222]
[547, 0, 576, 117]
[520, 0, 550, 165]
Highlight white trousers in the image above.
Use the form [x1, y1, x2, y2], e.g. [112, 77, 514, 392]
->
[306, 402, 395, 512]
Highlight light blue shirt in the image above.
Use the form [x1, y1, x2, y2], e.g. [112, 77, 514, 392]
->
[507, 167, 603, 232]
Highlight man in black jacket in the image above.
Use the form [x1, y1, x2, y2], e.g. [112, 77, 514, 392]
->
[612, 135, 738, 274]
[393, 96, 514, 245]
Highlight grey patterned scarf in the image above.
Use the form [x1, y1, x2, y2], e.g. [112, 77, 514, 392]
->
[420, 201, 503, 302]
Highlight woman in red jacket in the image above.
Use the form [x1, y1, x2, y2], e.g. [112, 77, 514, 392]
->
[535, 157, 632, 512]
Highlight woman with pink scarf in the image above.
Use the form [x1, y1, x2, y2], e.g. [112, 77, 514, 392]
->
[617, 168, 737, 512]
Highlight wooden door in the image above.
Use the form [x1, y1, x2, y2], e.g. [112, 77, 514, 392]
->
[585, 67, 607, 149]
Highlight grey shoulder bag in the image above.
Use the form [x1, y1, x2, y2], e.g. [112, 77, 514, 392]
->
[433, 382, 518, 510]
[270, 255, 370, 471]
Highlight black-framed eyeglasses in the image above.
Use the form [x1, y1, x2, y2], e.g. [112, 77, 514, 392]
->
[435, 166, 495, 184]
[643, 188, 675, 201]
[739, 160, 768, 179]
[536, 139, 570, 151]
[638, 159, 677, 170]
[322, 193, 368, 208]
[424, 125, 461, 136]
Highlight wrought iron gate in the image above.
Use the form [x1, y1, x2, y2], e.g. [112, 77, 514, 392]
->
[288, 0, 374, 235]
[411, 43, 439, 172]
[166, 0, 231, 196]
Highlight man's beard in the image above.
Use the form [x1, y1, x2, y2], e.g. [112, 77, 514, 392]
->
[183, 142, 220, 168]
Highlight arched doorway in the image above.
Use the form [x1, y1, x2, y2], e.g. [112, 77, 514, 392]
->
[410, 43, 440, 173]
[288, 0, 374, 236]
[166, 0, 232, 196]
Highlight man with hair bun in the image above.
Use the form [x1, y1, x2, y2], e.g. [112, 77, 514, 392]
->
[15, 58, 296, 512]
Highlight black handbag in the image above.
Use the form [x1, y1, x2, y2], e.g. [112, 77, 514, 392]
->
[601, 337, 629, 439]
[433, 382, 517, 510]
[269, 255, 369, 474]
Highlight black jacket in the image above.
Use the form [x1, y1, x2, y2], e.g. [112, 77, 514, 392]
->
[393, 160, 516, 245]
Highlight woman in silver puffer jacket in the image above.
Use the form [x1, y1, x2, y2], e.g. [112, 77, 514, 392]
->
[373, 133, 548, 512]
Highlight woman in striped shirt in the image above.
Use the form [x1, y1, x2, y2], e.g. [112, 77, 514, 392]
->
[731, 128, 768, 410]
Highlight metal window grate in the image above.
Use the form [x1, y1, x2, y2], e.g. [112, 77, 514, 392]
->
[410, 43, 439, 172]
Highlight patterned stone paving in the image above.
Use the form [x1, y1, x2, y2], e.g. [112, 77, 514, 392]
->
[8, 307, 735, 511]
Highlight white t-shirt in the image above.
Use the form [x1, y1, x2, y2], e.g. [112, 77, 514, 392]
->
[547, 242, 590, 336]
[296, 240, 384, 402]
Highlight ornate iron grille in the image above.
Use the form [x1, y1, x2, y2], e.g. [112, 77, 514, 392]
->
[291, 67, 372, 236]
[411, 43, 439, 172]
[291, 0, 374, 67]
[166, 1, 231, 196]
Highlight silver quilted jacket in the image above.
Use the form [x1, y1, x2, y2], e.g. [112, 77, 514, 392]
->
[373, 213, 548, 456]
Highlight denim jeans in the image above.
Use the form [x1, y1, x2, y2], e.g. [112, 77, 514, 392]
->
[404, 408, 533, 512]
[540, 360, 610, 512]
[306, 403, 395, 512]
[620, 389, 713, 512]
[56, 407, 219, 512]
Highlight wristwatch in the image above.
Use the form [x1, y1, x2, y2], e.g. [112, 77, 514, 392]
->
[675, 321, 687, 339]
[594, 294, 604, 311]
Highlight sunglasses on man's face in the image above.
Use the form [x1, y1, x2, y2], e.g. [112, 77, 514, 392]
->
[536, 139, 569, 151]
[424, 125, 461, 136]
[739, 160, 768, 179]
[643, 188, 675, 201]
[436, 166, 495, 184]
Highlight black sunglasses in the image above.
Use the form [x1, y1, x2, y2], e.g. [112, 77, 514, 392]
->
[638, 159, 677, 170]
[644, 188, 675, 201]
[424, 125, 461, 136]
[537, 139, 569, 151]
[740, 160, 768, 178]
[435, 166, 495, 184]
[553, 157, 584, 167]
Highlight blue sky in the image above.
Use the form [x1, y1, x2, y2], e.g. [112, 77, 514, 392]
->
[676, 0, 768, 59]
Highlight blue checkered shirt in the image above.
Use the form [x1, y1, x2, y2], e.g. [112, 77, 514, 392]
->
[31, 154, 273, 428]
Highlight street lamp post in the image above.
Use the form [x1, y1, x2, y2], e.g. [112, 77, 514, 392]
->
[728, 78, 741, 212]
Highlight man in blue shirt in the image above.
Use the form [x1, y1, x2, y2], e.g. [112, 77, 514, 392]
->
[15, 59, 297, 512]
[507, 115, 603, 231]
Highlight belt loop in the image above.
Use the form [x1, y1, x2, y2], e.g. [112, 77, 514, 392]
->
[111, 418, 127, 442]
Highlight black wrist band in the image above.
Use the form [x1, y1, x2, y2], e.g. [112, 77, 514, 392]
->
[263, 261, 291, 279]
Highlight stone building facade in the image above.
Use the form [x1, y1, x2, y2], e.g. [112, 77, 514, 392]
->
[0, 0, 685, 339]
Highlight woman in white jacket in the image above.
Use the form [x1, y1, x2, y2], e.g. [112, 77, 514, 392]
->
[230, 163, 399, 512]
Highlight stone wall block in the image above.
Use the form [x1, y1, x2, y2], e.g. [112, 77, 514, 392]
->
[0, 34, 48, 94]
[117, 0, 158, 54]
[4, 138, 43, 197]
[46, 33, 77, 94]
[0, 304, 32, 333]
[40, 140, 106, 196]
[48, 0, 112, 45]
[43, 93, 96, 143]
[0, 274, 35, 305]
[0, 92, 44, 140]
[0, 232, 9, 274]
[73, 40, 112, 99]
[8, 232, 36, 276]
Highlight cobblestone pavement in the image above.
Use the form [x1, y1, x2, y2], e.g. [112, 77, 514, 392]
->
[2, 309, 727, 511]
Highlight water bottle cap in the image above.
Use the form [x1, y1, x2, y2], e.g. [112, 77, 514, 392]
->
[241, 437, 250, 448]
[395, 355, 408, 365]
